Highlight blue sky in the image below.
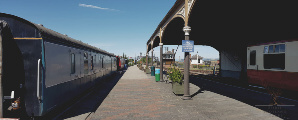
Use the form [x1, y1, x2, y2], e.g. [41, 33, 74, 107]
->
[0, 0, 219, 60]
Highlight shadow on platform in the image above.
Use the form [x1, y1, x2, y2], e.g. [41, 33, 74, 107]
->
[56, 69, 127, 120]
[190, 88, 204, 98]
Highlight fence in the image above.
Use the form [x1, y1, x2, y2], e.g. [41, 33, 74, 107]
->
[172, 62, 220, 75]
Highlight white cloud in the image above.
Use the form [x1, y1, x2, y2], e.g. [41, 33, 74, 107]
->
[79, 3, 119, 11]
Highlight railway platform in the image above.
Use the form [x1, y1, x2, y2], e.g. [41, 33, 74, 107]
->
[86, 65, 281, 120]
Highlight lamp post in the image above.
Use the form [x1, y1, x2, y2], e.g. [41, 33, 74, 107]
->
[182, 0, 192, 100]
[183, 26, 191, 100]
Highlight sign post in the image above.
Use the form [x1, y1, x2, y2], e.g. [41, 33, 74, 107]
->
[182, 39, 193, 100]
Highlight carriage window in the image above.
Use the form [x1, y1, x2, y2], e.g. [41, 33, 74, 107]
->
[264, 46, 269, 53]
[102, 57, 104, 68]
[264, 54, 285, 70]
[250, 50, 256, 65]
[71, 53, 75, 74]
[280, 44, 285, 52]
[114, 58, 117, 67]
[263, 44, 285, 70]
[274, 45, 280, 53]
[99, 55, 101, 68]
[94, 55, 96, 67]
[91, 56, 94, 70]
[84, 53, 88, 74]
[269, 45, 274, 53]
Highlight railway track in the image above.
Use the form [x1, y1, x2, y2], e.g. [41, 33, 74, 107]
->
[192, 75, 298, 100]
[190, 75, 298, 120]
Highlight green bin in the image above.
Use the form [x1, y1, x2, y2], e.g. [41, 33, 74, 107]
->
[151, 66, 155, 76]
[155, 69, 160, 82]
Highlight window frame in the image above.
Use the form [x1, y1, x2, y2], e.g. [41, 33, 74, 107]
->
[70, 53, 75, 74]
[263, 43, 286, 70]
[84, 53, 89, 74]
[264, 44, 286, 54]
[249, 50, 256, 66]
[102, 56, 104, 68]
[91, 56, 94, 70]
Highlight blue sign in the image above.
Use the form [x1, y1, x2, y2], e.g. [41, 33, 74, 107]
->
[182, 40, 194, 52]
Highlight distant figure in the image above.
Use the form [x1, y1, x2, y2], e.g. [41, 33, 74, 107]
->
[125, 59, 128, 69]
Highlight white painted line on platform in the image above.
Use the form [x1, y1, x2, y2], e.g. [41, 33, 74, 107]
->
[255, 105, 295, 107]
[249, 85, 266, 89]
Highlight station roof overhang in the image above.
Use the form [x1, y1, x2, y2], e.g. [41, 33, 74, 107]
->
[147, 0, 298, 53]
[146, 0, 184, 53]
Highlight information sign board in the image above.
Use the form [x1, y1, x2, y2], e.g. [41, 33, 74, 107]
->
[182, 40, 194, 52]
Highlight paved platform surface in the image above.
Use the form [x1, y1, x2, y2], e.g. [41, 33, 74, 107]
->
[88, 65, 281, 120]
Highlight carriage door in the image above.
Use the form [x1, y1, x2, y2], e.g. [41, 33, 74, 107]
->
[0, 22, 26, 117]
[248, 49, 257, 70]
[247, 47, 260, 81]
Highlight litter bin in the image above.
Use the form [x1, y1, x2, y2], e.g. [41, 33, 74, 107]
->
[151, 66, 155, 76]
[155, 69, 160, 82]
